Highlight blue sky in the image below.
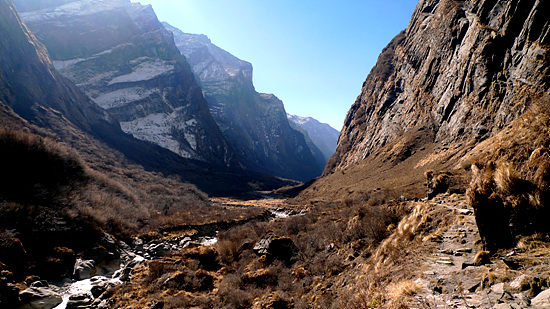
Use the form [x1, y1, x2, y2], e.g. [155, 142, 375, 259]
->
[139, 0, 418, 130]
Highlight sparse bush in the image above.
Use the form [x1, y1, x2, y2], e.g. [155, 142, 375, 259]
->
[183, 246, 221, 271]
[218, 273, 253, 309]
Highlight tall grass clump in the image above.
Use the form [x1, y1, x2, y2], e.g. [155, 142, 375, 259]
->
[467, 97, 550, 251]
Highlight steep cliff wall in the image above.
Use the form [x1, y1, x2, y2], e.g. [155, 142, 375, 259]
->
[165, 23, 324, 181]
[15, 0, 237, 167]
[0, 0, 111, 132]
[327, 0, 549, 174]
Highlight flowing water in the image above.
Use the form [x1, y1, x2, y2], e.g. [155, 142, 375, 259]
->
[50, 207, 295, 309]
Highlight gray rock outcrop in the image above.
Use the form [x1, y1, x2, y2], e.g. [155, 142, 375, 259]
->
[18, 286, 62, 309]
[253, 234, 299, 264]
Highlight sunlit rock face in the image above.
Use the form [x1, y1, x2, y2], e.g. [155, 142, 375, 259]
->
[327, 0, 550, 174]
[165, 23, 324, 181]
[15, 0, 236, 167]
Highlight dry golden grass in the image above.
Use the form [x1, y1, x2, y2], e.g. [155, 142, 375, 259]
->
[386, 280, 421, 305]
[107, 197, 411, 309]
[336, 199, 453, 309]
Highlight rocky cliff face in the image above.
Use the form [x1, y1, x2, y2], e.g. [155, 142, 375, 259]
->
[287, 114, 340, 162]
[15, 0, 236, 167]
[165, 23, 323, 181]
[327, 0, 550, 174]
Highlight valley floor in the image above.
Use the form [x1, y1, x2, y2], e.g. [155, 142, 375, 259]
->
[16, 194, 550, 309]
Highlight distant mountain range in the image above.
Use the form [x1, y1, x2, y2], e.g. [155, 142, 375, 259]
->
[3, 0, 299, 196]
[287, 114, 339, 162]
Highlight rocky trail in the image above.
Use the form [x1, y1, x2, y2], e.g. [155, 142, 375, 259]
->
[414, 194, 550, 309]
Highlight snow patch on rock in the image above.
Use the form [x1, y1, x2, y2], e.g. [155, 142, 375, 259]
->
[93, 87, 158, 109]
[52, 58, 86, 71]
[120, 112, 197, 159]
[108, 58, 175, 85]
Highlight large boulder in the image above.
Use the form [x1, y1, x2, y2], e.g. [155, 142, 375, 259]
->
[18, 286, 62, 309]
[532, 289, 550, 307]
[253, 235, 299, 264]
[73, 259, 95, 280]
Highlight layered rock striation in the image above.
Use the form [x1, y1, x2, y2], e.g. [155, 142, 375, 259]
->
[164, 23, 323, 181]
[15, 0, 236, 167]
[327, 0, 550, 174]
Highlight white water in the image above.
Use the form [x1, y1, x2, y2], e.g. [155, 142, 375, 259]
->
[50, 235, 217, 309]
[49, 212, 295, 308]
[52, 277, 122, 309]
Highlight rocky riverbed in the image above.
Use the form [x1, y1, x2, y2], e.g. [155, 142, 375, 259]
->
[16, 204, 300, 309]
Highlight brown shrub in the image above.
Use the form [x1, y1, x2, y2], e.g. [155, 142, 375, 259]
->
[218, 273, 253, 309]
[183, 246, 220, 271]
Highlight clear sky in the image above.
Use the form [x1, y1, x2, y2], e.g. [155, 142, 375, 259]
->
[138, 0, 418, 131]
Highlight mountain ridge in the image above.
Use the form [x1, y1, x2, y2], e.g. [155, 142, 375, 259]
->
[164, 22, 324, 181]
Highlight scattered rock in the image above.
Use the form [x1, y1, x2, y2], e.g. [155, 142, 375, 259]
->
[501, 258, 521, 270]
[90, 284, 106, 298]
[29, 280, 49, 288]
[114, 256, 145, 282]
[436, 259, 454, 266]
[455, 247, 472, 254]
[508, 274, 531, 292]
[151, 300, 165, 309]
[467, 281, 480, 293]
[438, 248, 454, 255]
[455, 208, 473, 216]
[73, 259, 95, 280]
[491, 282, 504, 294]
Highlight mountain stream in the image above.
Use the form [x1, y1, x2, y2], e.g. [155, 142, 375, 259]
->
[50, 206, 300, 309]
